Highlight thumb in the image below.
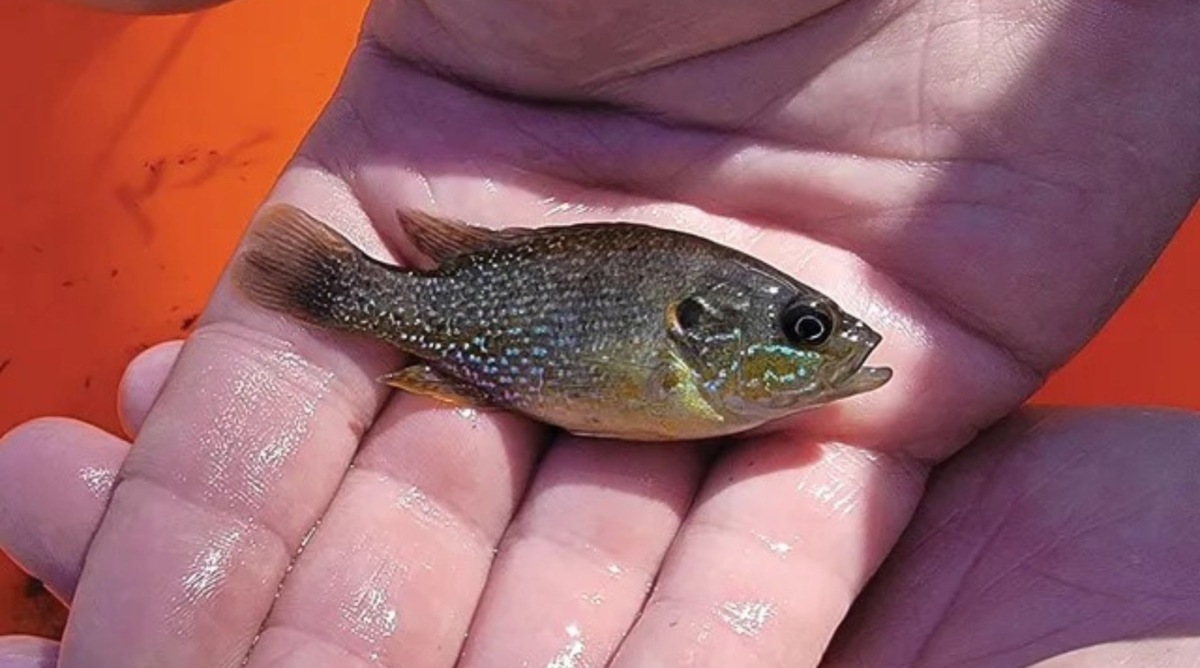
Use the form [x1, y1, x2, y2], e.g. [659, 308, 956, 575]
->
[0, 637, 57, 668]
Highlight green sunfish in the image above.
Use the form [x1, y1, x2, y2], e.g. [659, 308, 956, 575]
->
[232, 204, 892, 441]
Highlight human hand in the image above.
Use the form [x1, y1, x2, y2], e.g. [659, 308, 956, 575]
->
[7, 351, 1200, 668]
[5, 0, 1200, 665]
[821, 409, 1200, 668]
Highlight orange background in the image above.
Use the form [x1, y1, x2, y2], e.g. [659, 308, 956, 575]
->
[1, 0, 1197, 639]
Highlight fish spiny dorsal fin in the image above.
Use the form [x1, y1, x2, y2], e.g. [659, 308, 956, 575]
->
[396, 209, 535, 264]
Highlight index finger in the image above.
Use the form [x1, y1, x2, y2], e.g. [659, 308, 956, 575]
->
[58, 164, 398, 668]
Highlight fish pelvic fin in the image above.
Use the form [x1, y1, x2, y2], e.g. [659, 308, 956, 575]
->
[380, 364, 490, 407]
[396, 208, 535, 264]
[233, 204, 392, 333]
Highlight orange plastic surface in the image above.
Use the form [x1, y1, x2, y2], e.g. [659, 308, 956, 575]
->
[0, 0, 1197, 639]
[0, 0, 369, 638]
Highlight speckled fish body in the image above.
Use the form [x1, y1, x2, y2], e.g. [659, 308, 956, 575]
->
[233, 205, 891, 441]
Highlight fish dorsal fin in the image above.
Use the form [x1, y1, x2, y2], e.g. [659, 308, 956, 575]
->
[396, 209, 535, 264]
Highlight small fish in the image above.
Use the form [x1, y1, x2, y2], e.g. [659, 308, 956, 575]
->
[232, 205, 891, 441]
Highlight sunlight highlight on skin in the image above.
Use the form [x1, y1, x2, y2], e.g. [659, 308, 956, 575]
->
[178, 530, 243, 606]
[715, 601, 775, 638]
[545, 623, 587, 668]
[393, 484, 452, 529]
[190, 339, 332, 510]
[339, 561, 405, 663]
[168, 526, 253, 636]
[795, 443, 880, 516]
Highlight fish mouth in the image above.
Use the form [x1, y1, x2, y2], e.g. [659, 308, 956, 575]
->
[830, 318, 890, 397]
[841, 365, 893, 395]
[814, 364, 891, 404]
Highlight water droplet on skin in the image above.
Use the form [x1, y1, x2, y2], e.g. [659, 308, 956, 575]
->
[696, 622, 713, 645]
[454, 406, 479, 423]
[395, 485, 450, 528]
[545, 623, 586, 668]
[581, 593, 604, 606]
[78, 466, 116, 499]
[606, 563, 623, 577]
[298, 522, 320, 551]
[753, 533, 793, 558]
[716, 601, 774, 637]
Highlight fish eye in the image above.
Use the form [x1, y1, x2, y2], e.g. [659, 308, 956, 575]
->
[781, 301, 835, 347]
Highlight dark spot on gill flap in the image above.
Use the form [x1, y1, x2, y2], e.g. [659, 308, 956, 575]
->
[666, 288, 741, 347]
[674, 297, 708, 331]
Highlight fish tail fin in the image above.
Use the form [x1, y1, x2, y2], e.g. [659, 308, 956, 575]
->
[233, 204, 396, 334]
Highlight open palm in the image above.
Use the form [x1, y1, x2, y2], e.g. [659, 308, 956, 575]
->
[2, 0, 1198, 666]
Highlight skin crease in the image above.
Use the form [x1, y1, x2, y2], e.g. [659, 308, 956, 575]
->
[1, 0, 1199, 667]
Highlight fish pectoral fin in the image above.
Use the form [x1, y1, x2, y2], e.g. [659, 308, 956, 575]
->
[395, 209, 536, 264]
[379, 365, 488, 407]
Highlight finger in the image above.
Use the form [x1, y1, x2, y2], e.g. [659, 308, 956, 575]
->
[823, 409, 1200, 668]
[59, 167, 400, 668]
[455, 438, 709, 667]
[117, 340, 184, 438]
[0, 340, 185, 606]
[610, 435, 927, 667]
[0, 419, 127, 602]
[243, 396, 545, 667]
[0, 636, 58, 668]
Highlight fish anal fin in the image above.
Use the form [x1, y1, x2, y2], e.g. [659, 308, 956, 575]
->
[395, 209, 534, 264]
[379, 365, 488, 407]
